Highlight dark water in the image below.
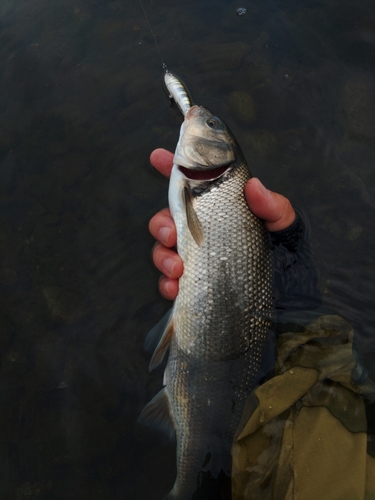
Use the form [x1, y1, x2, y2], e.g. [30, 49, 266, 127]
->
[0, 0, 374, 498]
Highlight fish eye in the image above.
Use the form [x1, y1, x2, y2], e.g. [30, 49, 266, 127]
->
[207, 117, 221, 129]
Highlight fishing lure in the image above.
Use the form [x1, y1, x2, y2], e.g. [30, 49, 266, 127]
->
[164, 72, 192, 116]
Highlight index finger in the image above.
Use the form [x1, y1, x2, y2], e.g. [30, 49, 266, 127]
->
[150, 148, 174, 178]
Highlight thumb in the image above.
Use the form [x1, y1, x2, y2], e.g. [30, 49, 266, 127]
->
[245, 178, 296, 232]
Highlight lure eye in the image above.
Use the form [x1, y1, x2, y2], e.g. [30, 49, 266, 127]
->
[207, 118, 220, 129]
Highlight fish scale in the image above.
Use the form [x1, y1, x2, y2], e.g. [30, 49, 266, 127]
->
[173, 162, 272, 362]
[141, 106, 273, 500]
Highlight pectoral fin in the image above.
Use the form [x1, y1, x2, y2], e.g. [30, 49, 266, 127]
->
[183, 186, 204, 246]
[138, 388, 175, 440]
[145, 309, 172, 352]
[145, 309, 174, 372]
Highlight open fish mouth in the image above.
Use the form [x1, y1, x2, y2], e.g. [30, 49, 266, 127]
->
[179, 164, 230, 180]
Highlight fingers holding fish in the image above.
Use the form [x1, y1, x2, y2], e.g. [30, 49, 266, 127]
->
[149, 208, 177, 247]
[149, 189, 295, 302]
[150, 148, 174, 178]
[152, 242, 182, 300]
[152, 242, 183, 280]
[245, 177, 296, 232]
[149, 208, 180, 300]
[149, 169, 296, 304]
[149, 175, 296, 243]
[158, 275, 179, 301]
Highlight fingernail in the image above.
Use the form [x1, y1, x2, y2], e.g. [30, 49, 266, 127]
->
[161, 279, 172, 296]
[256, 178, 270, 197]
[163, 257, 176, 275]
[159, 227, 171, 245]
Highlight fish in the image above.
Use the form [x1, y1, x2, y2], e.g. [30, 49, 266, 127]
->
[164, 71, 192, 116]
[140, 105, 273, 499]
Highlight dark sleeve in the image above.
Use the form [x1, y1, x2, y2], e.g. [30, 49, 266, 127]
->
[269, 211, 322, 322]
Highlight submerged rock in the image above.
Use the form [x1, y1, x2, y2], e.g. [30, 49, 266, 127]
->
[244, 129, 278, 158]
[346, 225, 363, 241]
[228, 90, 257, 124]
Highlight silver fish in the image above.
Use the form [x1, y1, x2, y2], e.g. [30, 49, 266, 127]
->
[164, 72, 191, 116]
[141, 106, 273, 499]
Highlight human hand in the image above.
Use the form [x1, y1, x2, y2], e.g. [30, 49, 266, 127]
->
[149, 148, 296, 300]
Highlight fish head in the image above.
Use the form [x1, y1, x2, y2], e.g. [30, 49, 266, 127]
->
[174, 106, 242, 181]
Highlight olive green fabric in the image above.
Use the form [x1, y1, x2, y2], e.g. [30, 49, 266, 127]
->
[232, 315, 375, 500]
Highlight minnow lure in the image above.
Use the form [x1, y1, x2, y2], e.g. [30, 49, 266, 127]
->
[164, 72, 192, 116]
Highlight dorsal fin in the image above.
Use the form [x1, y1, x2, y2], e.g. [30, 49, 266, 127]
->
[145, 309, 174, 372]
[183, 185, 204, 246]
[138, 388, 175, 440]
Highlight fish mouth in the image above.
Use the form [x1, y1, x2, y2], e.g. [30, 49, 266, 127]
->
[178, 164, 230, 180]
[185, 105, 201, 120]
